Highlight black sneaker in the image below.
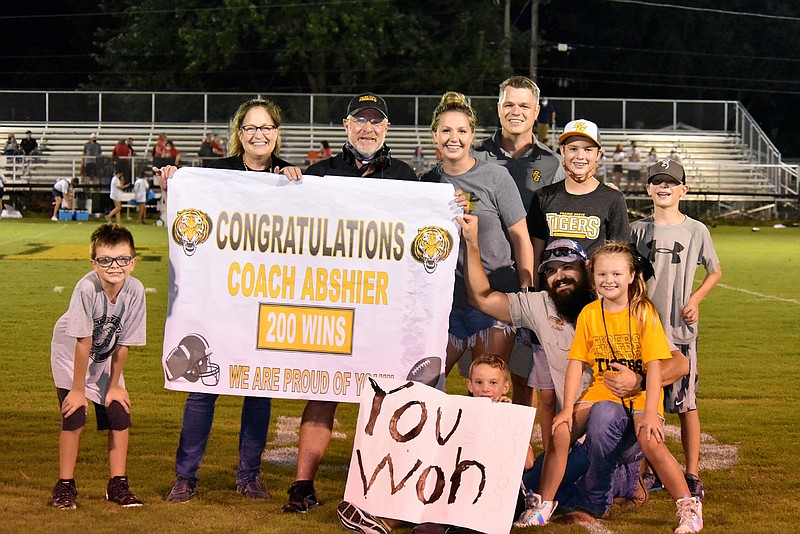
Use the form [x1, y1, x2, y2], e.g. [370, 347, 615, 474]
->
[281, 480, 320, 513]
[106, 476, 143, 507]
[50, 479, 77, 510]
[684, 473, 705, 501]
[165, 477, 196, 503]
[236, 476, 271, 499]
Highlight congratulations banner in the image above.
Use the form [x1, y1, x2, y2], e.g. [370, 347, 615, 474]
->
[162, 167, 459, 403]
[344, 378, 536, 534]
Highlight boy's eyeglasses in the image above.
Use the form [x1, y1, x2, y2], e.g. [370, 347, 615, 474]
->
[648, 177, 682, 186]
[541, 246, 586, 263]
[240, 125, 278, 135]
[94, 256, 134, 268]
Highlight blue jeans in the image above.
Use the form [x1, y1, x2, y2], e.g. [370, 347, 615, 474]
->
[175, 392, 272, 485]
[522, 401, 641, 517]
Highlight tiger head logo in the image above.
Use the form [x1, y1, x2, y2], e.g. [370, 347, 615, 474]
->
[410, 226, 454, 274]
[172, 208, 213, 256]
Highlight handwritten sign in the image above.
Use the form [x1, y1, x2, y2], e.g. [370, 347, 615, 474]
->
[344, 378, 536, 533]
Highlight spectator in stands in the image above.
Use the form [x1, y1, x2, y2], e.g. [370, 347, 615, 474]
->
[669, 146, 683, 164]
[411, 145, 428, 175]
[153, 133, 169, 159]
[21, 130, 39, 157]
[281, 92, 418, 516]
[164, 140, 182, 167]
[106, 171, 127, 223]
[3, 134, 19, 155]
[304, 140, 333, 166]
[646, 146, 658, 167]
[536, 97, 557, 144]
[611, 143, 626, 189]
[21, 130, 39, 176]
[51, 177, 79, 221]
[198, 132, 223, 165]
[112, 139, 134, 183]
[472, 75, 565, 407]
[82, 133, 102, 181]
[155, 98, 301, 506]
[627, 140, 642, 190]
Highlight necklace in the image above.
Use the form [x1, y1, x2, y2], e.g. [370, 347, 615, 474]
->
[242, 154, 270, 172]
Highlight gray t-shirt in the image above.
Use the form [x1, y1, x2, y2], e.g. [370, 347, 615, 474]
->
[422, 159, 527, 308]
[507, 291, 593, 408]
[472, 129, 566, 211]
[631, 215, 720, 344]
[51, 271, 147, 404]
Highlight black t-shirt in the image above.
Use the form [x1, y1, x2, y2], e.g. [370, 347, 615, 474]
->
[528, 180, 630, 257]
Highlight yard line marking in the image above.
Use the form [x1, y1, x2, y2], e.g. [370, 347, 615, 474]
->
[54, 286, 65, 293]
[717, 283, 800, 304]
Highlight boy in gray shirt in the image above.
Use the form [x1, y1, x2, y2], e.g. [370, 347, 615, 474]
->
[50, 223, 147, 509]
[631, 159, 721, 500]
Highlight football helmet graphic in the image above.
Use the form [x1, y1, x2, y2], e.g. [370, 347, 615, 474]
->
[164, 333, 220, 386]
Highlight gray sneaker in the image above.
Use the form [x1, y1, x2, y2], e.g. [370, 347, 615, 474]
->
[236, 476, 270, 499]
[50, 479, 77, 510]
[165, 477, 196, 503]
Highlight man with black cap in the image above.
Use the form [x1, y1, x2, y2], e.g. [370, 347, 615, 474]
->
[305, 92, 417, 180]
[282, 93, 417, 515]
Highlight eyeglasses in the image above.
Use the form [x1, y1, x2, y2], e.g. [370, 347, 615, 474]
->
[648, 176, 682, 186]
[94, 256, 134, 268]
[350, 116, 386, 127]
[541, 247, 586, 263]
[240, 125, 278, 135]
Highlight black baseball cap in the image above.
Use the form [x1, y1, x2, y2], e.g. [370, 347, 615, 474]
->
[346, 93, 388, 119]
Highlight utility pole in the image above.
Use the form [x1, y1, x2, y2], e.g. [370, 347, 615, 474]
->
[530, 0, 540, 80]
[504, 0, 512, 73]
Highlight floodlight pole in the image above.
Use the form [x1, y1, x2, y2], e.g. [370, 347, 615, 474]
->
[530, 0, 539, 80]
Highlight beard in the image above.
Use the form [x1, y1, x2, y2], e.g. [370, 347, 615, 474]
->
[547, 274, 595, 325]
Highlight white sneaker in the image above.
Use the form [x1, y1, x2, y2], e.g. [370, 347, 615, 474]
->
[51, 215, 59, 221]
[513, 491, 557, 527]
[674, 496, 703, 533]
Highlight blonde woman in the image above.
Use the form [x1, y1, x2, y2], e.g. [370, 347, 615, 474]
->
[421, 92, 534, 376]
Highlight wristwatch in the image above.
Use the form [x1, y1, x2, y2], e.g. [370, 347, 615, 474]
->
[520, 286, 536, 293]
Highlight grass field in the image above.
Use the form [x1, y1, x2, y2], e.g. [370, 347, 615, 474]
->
[0, 218, 798, 534]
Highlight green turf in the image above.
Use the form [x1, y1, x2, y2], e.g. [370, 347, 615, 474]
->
[0, 218, 798, 533]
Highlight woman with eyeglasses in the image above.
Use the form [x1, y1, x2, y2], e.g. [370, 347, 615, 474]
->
[155, 98, 300, 504]
[421, 92, 534, 379]
[154, 98, 301, 191]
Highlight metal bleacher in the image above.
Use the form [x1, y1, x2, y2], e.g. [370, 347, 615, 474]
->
[1, 120, 796, 220]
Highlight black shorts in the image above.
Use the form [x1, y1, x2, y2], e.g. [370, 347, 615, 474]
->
[52, 188, 64, 199]
[56, 387, 128, 431]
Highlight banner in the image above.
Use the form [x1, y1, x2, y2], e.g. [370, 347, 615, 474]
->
[344, 378, 536, 534]
[162, 167, 459, 403]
